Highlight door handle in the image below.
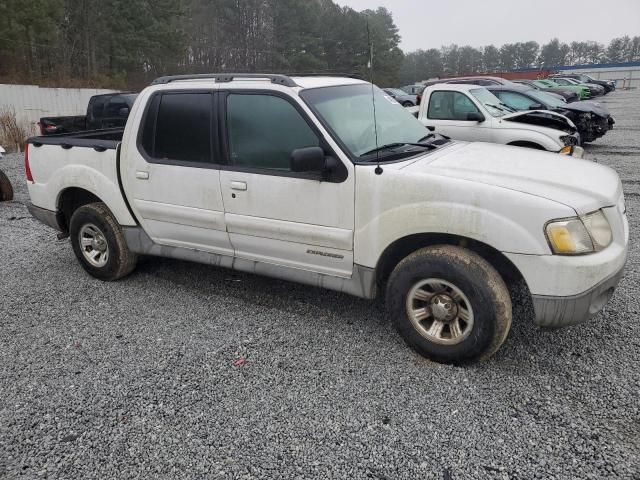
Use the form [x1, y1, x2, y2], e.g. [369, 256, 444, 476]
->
[231, 181, 247, 191]
[426, 126, 436, 131]
[136, 171, 149, 180]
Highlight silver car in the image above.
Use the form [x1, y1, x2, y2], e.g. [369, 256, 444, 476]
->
[383, 88, 418, 107]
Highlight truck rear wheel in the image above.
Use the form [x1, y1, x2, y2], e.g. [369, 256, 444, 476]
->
[386, 245, 512, 364]
[69, 202, 137, 281]
[0, 170, 13, 201]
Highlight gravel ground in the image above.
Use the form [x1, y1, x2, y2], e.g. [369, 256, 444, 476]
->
[1, 90, 639, 480]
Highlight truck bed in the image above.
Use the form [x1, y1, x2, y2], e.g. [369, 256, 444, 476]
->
[26, 127, 136, 228]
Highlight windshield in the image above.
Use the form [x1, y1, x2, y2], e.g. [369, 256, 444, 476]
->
[469, 88, 511, 117]
[528, 90, 565, 108]
[300, 84, 432, 158]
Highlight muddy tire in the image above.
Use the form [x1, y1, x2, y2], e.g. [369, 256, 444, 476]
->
[0, 170, 13, 202]
[386, 245, 512, 364]
[69, 202, 137, 281]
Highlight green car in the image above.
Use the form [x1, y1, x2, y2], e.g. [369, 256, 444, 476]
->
[533, 79, 591, 100]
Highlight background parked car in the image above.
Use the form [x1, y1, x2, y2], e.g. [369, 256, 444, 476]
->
[549, 77, 604, 97]
[550, 73, 615, 93]
[512, 79, 580, 103]
[401, 84, 426, 104]
[423, 75, 518, 87]
[535, 79, 591, 100]
[417, 84, 581, 153]
[487, 85, 615, 144]
[383, 88, 418, 106]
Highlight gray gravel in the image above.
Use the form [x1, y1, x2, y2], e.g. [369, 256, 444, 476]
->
[1, 90, 639, 480]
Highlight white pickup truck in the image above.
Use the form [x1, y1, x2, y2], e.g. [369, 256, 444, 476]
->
[417, 83, 584, 154]
[26, 74, 628, 364]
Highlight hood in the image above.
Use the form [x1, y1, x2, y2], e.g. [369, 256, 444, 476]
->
[501, 109, 576, 134]
[402, 142, 621, 215]
[560, 100, 611, 118]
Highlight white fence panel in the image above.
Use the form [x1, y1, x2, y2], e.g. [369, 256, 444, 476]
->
[0, 84, 117, 127]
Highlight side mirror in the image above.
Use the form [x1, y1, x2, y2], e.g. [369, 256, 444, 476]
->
[290, 146, 326, 173]
[466, 112, 485, 122]
[529, 104, 544, 110]
[118, 107, 130, 117]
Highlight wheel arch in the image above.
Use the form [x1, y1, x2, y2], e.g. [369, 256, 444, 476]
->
[57, 187, 105, 233]
[375, 232, 530, 299]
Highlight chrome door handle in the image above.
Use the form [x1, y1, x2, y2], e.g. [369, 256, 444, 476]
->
[135, 171, 149, 180]
[231, 181, 247, 191]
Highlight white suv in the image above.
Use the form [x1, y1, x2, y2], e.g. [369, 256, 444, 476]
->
[25, 74, 627, 364]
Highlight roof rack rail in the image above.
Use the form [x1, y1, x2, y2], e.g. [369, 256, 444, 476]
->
[151, 73, 298, 87]
[286, 72, 363, 79]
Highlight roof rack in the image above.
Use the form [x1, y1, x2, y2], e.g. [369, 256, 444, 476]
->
[286, 72, 363, 79]
[150, 73, 298, 87]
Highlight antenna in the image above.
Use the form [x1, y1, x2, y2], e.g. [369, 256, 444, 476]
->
[367, 19, 383, 175]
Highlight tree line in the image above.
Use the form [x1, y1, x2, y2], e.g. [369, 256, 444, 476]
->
[0, 0, 402, 89]
[0, 1, 637, 89]
[400, 36, 640, 85]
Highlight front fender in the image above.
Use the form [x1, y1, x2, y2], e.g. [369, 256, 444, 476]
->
[354, 166, 575, 269]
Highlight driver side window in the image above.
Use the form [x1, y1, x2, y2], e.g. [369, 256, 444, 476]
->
[428, 91, 480, 121]
[226, 94, 320, 171]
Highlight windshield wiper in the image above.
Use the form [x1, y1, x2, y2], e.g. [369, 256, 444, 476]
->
[360, 142, 436, 157]
[485, 102, 513, 113]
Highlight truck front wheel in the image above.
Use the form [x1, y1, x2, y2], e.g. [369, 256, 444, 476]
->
[69, 202, 137, 281]
[386, 245, 512, 364]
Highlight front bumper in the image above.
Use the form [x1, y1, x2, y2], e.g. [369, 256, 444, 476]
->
[27, 203, 63, 232]
[531, 263, 625, 328]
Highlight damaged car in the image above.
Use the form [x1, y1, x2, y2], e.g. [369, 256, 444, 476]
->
[488, 85, 615, 144]
[417, 84, 582, 155]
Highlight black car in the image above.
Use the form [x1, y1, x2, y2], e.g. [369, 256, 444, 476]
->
[512, 80, 580, 103]
[550, 74, 615, 94]
[487, 85, 615, 144]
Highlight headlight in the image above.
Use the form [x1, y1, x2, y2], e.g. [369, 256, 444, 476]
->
[560, 135, 578, 146]
[545, 210, 612, 255]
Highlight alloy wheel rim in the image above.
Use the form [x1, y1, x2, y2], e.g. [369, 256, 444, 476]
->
[79, 223, 109, 267]
[405, 278, 474, 345]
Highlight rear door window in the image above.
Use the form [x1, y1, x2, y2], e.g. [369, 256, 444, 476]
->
[140, 92, 213, 165]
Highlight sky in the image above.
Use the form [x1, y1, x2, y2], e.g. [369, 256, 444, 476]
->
[334, 0, 640, 52]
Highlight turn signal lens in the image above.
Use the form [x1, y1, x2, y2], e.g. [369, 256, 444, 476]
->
[581, 210, 612, 250]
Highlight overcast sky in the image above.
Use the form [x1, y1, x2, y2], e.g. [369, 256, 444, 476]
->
[334, 0, 640, 52]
